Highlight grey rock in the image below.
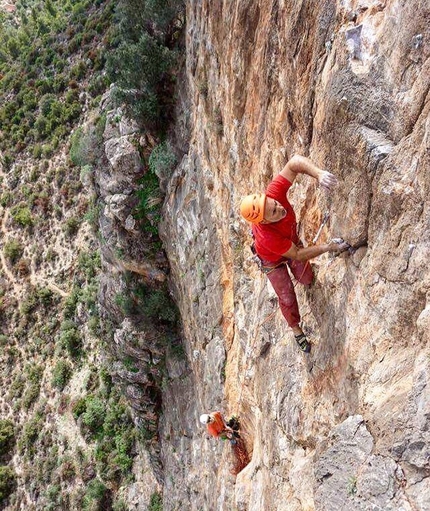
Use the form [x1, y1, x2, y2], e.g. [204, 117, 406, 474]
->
[104, 136, 142, 174]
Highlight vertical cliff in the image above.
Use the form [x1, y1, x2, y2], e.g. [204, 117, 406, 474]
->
[159, 1, 430, 510]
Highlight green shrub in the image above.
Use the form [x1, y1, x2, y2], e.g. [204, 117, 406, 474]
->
[94, 396, 136, 482]
[10, 204, 33, 227]
[115, 293, 135, 316]
[79, 280, 99, 314]
[44, 483, 62, 507]
[63, 287, 80, 319]
[123, 356, 139, 373]
[34, 115, 49, 139]
[63, 216, 81, 237]
[81, 396, 105, 435]
[69, 121, 104, 168]
[0, 466, 15, 502]
[84, 200, 102, 232]
[52, 360, 72, 390]
[138, 285, 178, 324]
[0, 192, 12, 207]
[112, 498, 128, 511]
[26, 364, 43, 384]
[78, 251, 101, 280]
[82, 479, 110, 510]
[3, 239, 23, 264]
[39, 93, 57, 115]
[32, 144, 43, 159]
[0, 153, 12, 172]
[36, 287, 53, 306]
[7, 375, 25, 401]
[148, 492, 162, 511]
[148, 141, 177, 181]
[88, 315, 100, 336]
[72, 397, 87, 420]
[20, 291, 38, 315]
[18, 413, 43, 454]
[134, 169, 161, 224]
[0, 420, 14, 455]
[58, 320, 82, 358]
[21, 383, 40, 410]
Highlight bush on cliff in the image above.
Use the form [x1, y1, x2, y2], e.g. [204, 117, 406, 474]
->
[0, 466, 15, 502]
[0, 420, 15, 456]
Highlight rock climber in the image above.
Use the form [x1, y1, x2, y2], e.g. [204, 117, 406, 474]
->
[239, 154, 349, 353]
[200, 412, 250, 474]
[200, 411, 237, 443]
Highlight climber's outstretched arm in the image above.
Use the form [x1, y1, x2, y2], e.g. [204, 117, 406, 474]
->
[283, 240, 349, 261]
[280, 155, 337, 191]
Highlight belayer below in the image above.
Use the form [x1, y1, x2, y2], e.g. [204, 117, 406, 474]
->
[239, 155, 349, 353]
[200, 411, 237, 442]
[200, 411, 250, 475]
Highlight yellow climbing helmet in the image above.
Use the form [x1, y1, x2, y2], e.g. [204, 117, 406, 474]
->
[239, 193, 266, 224]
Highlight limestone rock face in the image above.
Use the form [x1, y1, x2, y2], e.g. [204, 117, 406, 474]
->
[158, 0, 430, 509]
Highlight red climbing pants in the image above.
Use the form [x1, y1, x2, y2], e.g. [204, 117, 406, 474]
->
[263, 259, 313, 328]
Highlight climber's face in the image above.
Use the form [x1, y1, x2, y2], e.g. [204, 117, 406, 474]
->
[262, 198, 287, 223]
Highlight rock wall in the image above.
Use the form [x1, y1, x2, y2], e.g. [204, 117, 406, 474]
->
[159, 0, 430, 510]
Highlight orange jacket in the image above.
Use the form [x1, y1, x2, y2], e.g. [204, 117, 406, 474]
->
[207, 411, 228, 438]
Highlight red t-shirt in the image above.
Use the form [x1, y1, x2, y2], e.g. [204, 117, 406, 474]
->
[252, 175, 298, 263]
[206, 411, 227, 438]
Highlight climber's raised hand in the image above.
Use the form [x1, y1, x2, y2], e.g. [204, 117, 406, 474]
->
[318, 170, 338, 191]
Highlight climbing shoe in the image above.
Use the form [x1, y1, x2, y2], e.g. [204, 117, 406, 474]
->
[295, 333, 311, 353]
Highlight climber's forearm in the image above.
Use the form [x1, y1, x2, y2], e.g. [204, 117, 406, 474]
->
[280, 155, 338, 191]
[283, 243, 331, 261]
[283, 240, 348, 261]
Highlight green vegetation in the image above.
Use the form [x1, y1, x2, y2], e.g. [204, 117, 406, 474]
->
[3, 239, 23, 264]
[58, 320, 82, 359]
[72, 389, 136, 483]
[63, 216, 81, 237]
[78, 250, 101, 280]
[148, 492, 163, 511]
[69, 114, 106, 168]
[0, 0, 114, 155]
[18, 411, 44, 456]
[148, 141, 177, 180]
[0, 420, 14, 456]
[134, 166, 162, 236]
[82, 478, 111, 510]
[10, 204, 33, 227]
[0, 466, 15, 502]
[115, 280, 178, 325]
[22, 364, 43, 410]
[52, 360, 72, 390]
[106, 0, 185, 131]
[0, 0, 185, 506]
[80, 396, 106, 434]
